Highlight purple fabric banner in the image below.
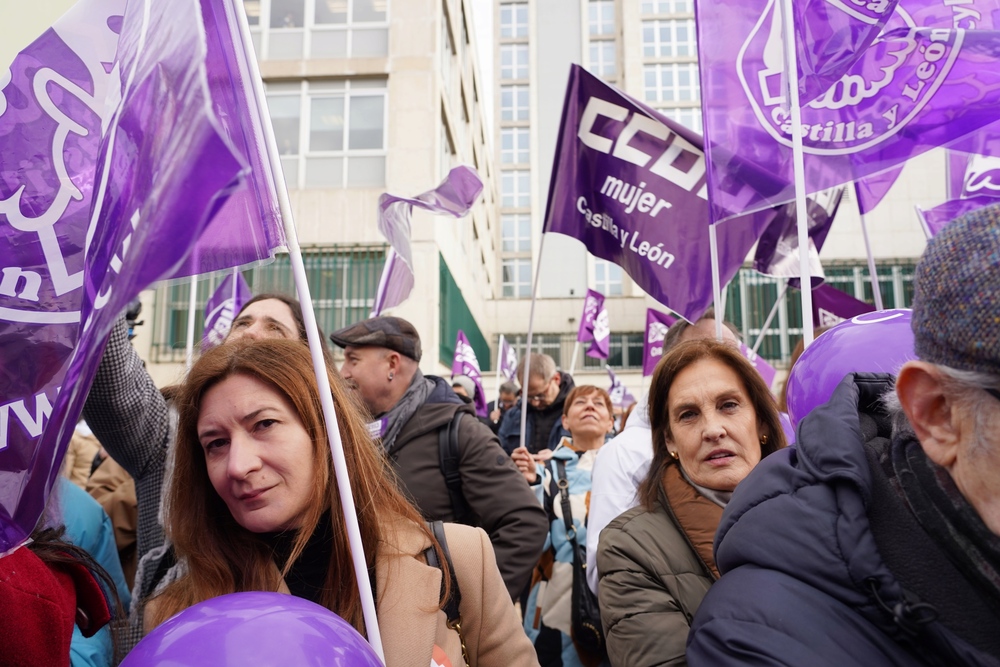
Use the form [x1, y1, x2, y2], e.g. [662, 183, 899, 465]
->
[606, 367, 637, 409]
[918, 196, 999, 237]
[577, 289, 610, 359]
[0, 0, 275, 551]
[792, 0, 901, 104]
[202, 271, 252, 350]
[498, 335, 519, 382]
[809, 283, 876, 328]
[753, 187, 844, 284]
[697, 0, 1000, 222]
[739, 343, 777, 389]
[543, 66, 776, 321]
[452, 331, 488, 417]
[855, 165, 904, 214]
[372, 166, 484, 315]
[642, 308, 677, 377]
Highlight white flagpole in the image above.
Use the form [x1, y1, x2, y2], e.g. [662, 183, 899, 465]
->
[780, 0, 814, 347]
[185, 274, 198, 370]
[519, 232, 549, 453]
[751, 282, 788, 356]
[230, 0, 384, 660]
[915, 205, 933, 240]
[495, 334, 505, 410]
[709, 224, 724, 340]
[858, 210, 884, 310]
[568, 340, 581, 376]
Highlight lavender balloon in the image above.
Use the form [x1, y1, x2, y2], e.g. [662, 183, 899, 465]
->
[122, 592, 382, 667]
[786, 310, 915, 428]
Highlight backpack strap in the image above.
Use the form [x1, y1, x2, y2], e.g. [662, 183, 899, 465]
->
[554, 459, 577, 544]
[438, 411, 472, 524]
[423, 520, 469, 665]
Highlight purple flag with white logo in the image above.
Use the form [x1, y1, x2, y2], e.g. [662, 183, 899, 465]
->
[544, 66, 776, 321]
[607, 367, 637, 409]
[452, 331, 488, 418]
[856, 165, 904, 214]
[809, 283, 876, 328]
[202, 271, 252, 350]
[0, 0, 280, 551]
[739, 343, 777, 389]
[918, 196, 999, 237]
[697, 0, 1000, 222]
[754, 188, 844, 284]
[577, 289, 610, 359]
[642, 308, 677, 377]
[372, 166, 484, 315]
[498, 334, 519, 381]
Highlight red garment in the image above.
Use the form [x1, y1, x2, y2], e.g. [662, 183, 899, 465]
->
[0, 545, 112, 667]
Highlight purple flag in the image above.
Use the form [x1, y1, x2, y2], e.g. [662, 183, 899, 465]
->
[855, 165, 904, 215]
[739, 343, 777, 389]
[498, 334, 519, 381]
[697, 0, 1000, 222]
[606, 367, 637, 409]
[452, 331, 488, 418]
[753, 188, 844, 284]
[0, 0, 277, 551]
[577, 289, 610, 359]
[372, 166, 484, 315]
[809, 284, 875, 328]
[642, 308, 677, 377]
[543, 66, 776, 321]
[202, 271, 252, 350]
[917, 196, 999, 237]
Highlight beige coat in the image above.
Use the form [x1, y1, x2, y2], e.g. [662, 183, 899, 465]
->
[145, 521, 538, 667]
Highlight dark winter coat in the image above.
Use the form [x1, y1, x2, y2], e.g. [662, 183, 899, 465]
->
[498, 373, 575, 455]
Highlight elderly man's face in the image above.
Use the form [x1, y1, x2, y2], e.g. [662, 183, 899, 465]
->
[951, 405, 1000, 535]
[339, 345, 391, 415]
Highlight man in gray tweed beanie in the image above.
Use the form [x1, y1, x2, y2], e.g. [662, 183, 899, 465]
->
[686, 203, 1000, 666]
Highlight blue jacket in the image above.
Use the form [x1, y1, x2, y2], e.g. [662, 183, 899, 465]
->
[688, 373, 1000, 667]
[498, 374, 574, 455]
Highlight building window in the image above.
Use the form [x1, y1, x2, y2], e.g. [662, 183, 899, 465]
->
[266, 80, 387, 189]
[642, 19, 696, 57]
[588, 41, 616, 79]
[501, 85, 530, 121]
[661, 106, 702, 133]
[594, 259, 623, 296]
[247, 0, 389, 60]
[499, 2, 528, 38]
[641, 0, 692, 14]
[501, 170, 531, 208]
[500, 44, 529, 80]
[501, 333, 563, 367]
[441, 11, 453, 87]
[583, 333, 644, 369]
[588, 0, 615, 35]
[148, 247, 386, 362]
[643, 63, 699, 102]
[502, 213, 531, 252]
[500, 128, 530, 164]
[502, 259, 532, 297]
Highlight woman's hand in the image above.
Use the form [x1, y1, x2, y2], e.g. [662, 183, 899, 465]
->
[511, 447, 537, 484]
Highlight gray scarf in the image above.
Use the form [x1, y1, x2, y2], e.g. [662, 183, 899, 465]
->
[679, 464, 733, 508]
[377, 369, 434, 453]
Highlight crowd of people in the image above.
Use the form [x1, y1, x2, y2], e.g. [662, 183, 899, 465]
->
[8, 205, 1000, 667]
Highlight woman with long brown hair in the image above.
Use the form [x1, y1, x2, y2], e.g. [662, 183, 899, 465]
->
[143, 338, 536, 667]
[596, 340, 786, 666]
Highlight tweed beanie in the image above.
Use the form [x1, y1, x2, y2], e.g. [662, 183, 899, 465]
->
[911, 203, 1000, 374]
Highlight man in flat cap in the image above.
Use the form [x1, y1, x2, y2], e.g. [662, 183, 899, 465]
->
[687, 205, 1000, 665]
[331, 316, 547, 600]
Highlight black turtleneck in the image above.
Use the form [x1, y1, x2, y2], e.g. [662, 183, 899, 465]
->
[260, 510, 334, 604]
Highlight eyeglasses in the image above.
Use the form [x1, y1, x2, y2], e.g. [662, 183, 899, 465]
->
[526, 376, 557, 404]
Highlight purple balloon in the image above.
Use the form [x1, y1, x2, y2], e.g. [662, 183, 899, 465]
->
[121, 592, 382, 667]
[778, 412, 796, 445]
[786, 310, 915, 427]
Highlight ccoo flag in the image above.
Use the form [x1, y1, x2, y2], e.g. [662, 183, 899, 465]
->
[0, 0, 283, 551]
[697, 0, 1000, 222]
[498, 334, 519, 381]
[452, 331, 488, 418]
[607, 367, 637, 409]
[642, 308, 677, 377]
[577, 289, 610, 359]
[543, 66, 776, 321]
[202, 271, 252, 350]
[809, 283, 876, 328]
